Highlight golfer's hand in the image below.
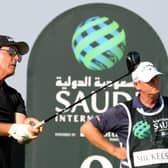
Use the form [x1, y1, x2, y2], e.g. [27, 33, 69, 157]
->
[113, 146, 127, 160]
[8, 123, 40, 144]
[24, 117, 43, 132]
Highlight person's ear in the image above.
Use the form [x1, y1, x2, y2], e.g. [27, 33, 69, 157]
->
[133, 81, 140, 90]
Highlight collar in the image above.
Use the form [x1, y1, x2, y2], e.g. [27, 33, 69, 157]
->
[132, 95, 163, 114]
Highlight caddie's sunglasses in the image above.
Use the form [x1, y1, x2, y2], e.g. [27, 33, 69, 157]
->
[0, 47, 22, 62]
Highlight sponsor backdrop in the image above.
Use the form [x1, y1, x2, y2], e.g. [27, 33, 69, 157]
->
[26, 3, 168, 168]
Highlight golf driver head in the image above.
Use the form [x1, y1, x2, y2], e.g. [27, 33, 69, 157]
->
[126, 51, 141, 73]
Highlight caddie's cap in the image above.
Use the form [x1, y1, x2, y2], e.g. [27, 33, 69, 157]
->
[132, 61, 162, 82]
[0, 35, 29, 55]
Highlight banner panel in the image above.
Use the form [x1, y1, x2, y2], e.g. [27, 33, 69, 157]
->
[26, 3, 168, 168]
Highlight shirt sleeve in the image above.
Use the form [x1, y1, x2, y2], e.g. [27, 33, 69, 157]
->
[90, 104, 128, 134]
[5, 83, 26, 115]
[14, 91, 26, 115]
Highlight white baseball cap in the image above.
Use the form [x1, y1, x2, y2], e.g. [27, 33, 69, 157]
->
[132, 61, 162, 82]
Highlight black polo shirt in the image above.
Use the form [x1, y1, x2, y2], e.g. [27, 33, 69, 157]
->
[0, 81, 26, 168]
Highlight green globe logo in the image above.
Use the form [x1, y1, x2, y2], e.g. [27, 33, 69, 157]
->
[132, 120, 151, 139]
[72, 16, 126, 71]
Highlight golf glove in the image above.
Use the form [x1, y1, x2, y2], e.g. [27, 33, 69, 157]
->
[8, 124, 32, 143]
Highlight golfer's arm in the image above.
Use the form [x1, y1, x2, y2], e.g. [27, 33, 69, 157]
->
[0, 123, 12, 136]
[80, 120, 119, 157]
[15, 112, 26, 123]
[0, 113, 26, 136]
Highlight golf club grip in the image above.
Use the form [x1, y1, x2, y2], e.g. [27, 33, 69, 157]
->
[33, 120, 45, 128]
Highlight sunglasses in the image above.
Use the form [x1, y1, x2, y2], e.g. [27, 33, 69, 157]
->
[0, 47, 22, 62]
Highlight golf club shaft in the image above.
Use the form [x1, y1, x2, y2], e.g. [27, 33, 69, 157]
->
[34, 72, 130, 128]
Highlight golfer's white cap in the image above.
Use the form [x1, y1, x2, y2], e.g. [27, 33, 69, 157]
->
[132, 61, 162, 82]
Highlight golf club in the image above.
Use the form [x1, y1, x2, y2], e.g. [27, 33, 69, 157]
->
[34, 51, 141, 128]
